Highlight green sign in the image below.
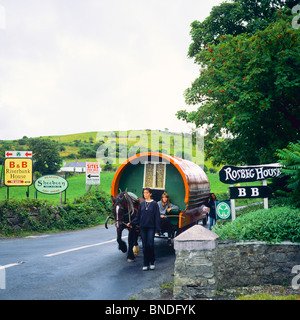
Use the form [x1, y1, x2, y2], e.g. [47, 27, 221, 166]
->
[216, 201, 231, 220]
[34, 175, 68, 194]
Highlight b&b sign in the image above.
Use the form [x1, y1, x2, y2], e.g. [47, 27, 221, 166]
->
[218, 163, 281, 219]
[219, 163, 282, 200]
[219, 163, 282, 184]
[229, 186, 272, 199]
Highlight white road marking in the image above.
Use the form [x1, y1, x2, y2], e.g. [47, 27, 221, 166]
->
[0, 262, 24, 289]
[44, 236, 128, 257]
[26, 235, 50, 239]
[0, 261, 25, 269]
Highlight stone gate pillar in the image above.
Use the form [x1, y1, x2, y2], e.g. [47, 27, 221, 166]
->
[173, 225, 219, 299]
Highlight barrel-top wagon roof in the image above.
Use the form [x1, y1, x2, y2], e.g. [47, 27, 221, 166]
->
[111, 152, 210, 204]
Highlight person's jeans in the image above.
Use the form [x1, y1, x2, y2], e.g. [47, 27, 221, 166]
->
[140, 227, 155, 266]
[209, 217, 216, 230]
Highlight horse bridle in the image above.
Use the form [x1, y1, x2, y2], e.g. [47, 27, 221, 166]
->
[105, 192, 135, 229]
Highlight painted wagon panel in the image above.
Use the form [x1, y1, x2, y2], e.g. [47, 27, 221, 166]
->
[111, 152, 210, 229]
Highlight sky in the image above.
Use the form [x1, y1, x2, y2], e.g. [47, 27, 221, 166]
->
[0, 0, 223, 140]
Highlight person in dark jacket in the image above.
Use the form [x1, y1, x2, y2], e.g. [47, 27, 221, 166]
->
[207, 193, 217, 230]
[127, 188, 160, 271]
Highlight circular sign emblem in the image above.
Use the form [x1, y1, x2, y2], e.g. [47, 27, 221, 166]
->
[216, 202, 231, 220]
[34, 175, 68, 194]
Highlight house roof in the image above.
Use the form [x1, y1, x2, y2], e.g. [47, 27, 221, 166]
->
[63, 161, 86, 168]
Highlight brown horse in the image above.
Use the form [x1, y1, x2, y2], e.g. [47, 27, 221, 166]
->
[105, 190, 142, 261]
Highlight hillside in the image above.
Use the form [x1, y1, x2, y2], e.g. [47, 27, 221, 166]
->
[1, 129, 207, 166]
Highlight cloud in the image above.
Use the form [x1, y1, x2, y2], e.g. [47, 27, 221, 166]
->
[0, 0, 223, 140]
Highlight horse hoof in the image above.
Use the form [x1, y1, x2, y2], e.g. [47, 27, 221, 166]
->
[133, 245, 139, 257]
[127, 259, 135, 262]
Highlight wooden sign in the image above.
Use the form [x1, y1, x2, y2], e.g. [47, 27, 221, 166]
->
[5, 151, 32, 158]
[216, 201, 231, 220]
[34, 175, 68, 194]
[4, 158, 33, 186]
[219, 164, 282, 184]
[229, 186, 272, 199]
[86, 162, 101, 185]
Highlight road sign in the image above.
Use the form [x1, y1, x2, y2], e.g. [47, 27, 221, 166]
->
[229, 185, 272, 199]
[216, 201, 231, 220]
[4, 158, 33, 186]
[5, 151, 32, 158]
[86, 162, 101, 185]
[34, 175, 68, 194]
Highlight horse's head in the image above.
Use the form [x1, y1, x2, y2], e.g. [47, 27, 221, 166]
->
[111, 191, 134, 228]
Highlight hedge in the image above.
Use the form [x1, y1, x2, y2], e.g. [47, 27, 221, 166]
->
[0, 191, 112, 236]
[213, 205, 300, 243]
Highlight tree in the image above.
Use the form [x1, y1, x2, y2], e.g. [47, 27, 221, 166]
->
[28, 138, 62, 175]
[177, 6, 300, 165]
[78, 146, 96, 158]
[188, 0, 299, 59]
[277, 141, 300, 206]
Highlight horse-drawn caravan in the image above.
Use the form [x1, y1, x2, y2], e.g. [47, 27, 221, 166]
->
[105, 152, 210, 261]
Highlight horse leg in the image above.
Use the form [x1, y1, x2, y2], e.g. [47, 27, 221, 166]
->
[127, 228, 136, 262]
[117, 226, 127, 253]
[133, 228, 139, 257]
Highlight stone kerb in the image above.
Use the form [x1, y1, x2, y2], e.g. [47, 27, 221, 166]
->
[173, 225, 219, 300]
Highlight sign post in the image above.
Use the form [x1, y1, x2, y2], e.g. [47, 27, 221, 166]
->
[34, 175, 68, 195]
[5, 151, 32, 158]
[230, 185, 236, 221]
[34, 175, 69, 204]
[216, 201, 232, 220]
[86, 162, 101, 191]
[263, 180, 268, 210]
[218, 163, 282, 220]
[3, 152, 33, 200]
[4, 158, 33, 187]
[229, 185, 272, 200]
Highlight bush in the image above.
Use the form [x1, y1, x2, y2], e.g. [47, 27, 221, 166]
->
[0, 191, 112, 236]
[213, 205, 300, 243]
[0, 199, 65, 235]
[277, 141, 300, 207]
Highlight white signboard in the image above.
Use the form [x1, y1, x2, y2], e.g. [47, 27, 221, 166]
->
[86, 162, 101, 185]
[5, 151, 32, 158]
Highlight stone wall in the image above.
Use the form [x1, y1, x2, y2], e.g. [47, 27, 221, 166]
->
[174, 249, 217, 299]
[214, 240, 300, 288]
[173, 225, 219, 299]
[173, 225, 300, 300]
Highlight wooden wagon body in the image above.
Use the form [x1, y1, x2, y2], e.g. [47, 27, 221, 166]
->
[111, 152, 210, 231]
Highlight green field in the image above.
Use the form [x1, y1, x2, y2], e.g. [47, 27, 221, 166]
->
[0, 171, 115, 203]
[1, 130, 209, 167]
[0, 128, 262, 206]
[0, 170, 261, 206]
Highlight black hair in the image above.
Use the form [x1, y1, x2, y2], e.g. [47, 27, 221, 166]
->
[143, 188, 152, 197]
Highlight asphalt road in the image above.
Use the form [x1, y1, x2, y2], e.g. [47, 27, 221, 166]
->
[0, 225, 175, 300]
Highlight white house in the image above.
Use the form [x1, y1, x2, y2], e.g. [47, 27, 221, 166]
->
[60, 161, 87, 173]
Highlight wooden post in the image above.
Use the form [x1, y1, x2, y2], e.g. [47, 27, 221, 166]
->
[230, 184, 236, 220]
[263, 180, 268, 209]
